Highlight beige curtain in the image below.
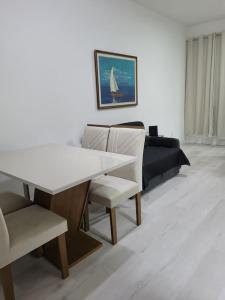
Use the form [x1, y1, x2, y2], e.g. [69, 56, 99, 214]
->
[217, 32, 225, 138]
[185, 32, 225, 144]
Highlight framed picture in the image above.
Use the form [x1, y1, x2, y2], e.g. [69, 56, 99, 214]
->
[94, 50, 138, 109]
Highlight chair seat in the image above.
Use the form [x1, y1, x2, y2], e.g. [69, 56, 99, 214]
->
[0, 192, 31, 215]
[4, 205, 67, 264]
[89, 175, 139, 208]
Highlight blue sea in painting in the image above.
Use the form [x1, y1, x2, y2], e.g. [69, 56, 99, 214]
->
[99, 56, 136, 105]
[100, 85, 135, 104]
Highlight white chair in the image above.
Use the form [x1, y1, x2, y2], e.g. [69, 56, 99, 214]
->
[81, 125, 110, 231]
[0, 192, 31, 215]
[0, 205, 69, 300]
[81, 125, 110, 151]
[88, 127, 145, 244]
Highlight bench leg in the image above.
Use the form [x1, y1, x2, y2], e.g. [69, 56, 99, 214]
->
[0, 264, 15, 300]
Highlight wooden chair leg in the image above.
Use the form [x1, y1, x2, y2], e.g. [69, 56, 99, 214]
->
[0, 264, 15, 300]
[57, 234, 69, 279]
[109, 208, 117, 245]
[135, 192, 141, 226]
[32, 246, 44, 258]
[23, 183, 30, 201]
[83, 203, 90, 232]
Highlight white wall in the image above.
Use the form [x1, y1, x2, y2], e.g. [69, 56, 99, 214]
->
[187, 18, 225, 38]
[0, 0, 186, 187]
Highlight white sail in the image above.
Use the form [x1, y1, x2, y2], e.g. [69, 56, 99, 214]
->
[110, 67, 119, 93]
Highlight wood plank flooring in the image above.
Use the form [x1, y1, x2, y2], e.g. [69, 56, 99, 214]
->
[1, 144, 225, 300]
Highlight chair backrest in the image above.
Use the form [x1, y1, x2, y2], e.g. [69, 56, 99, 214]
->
[82, 125, 110, 151]
[0, 208, 10, 268]
[107, 127, 145, 191]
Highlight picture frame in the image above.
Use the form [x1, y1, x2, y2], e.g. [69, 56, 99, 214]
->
[94, 50, 138, 109]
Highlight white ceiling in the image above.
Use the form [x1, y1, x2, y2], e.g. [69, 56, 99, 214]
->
[134, 0, 225, 26]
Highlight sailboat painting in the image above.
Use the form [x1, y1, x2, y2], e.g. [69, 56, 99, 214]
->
[95, 50, 138, 109]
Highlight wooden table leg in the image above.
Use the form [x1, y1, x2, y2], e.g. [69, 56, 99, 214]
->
[83, 203, 90, 232]
[34, 181, 102, 268]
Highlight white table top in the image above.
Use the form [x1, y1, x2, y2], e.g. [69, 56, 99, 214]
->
[0, 144, 136, 194]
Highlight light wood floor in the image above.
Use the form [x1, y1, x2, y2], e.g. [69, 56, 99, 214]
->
[1, 144, 225, 300]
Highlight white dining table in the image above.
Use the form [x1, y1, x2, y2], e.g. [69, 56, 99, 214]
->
[0, 144, 136, 267]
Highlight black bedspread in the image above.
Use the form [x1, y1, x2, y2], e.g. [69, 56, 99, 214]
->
[118, 121, 190, 191]
[143, 146, 190, 189]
